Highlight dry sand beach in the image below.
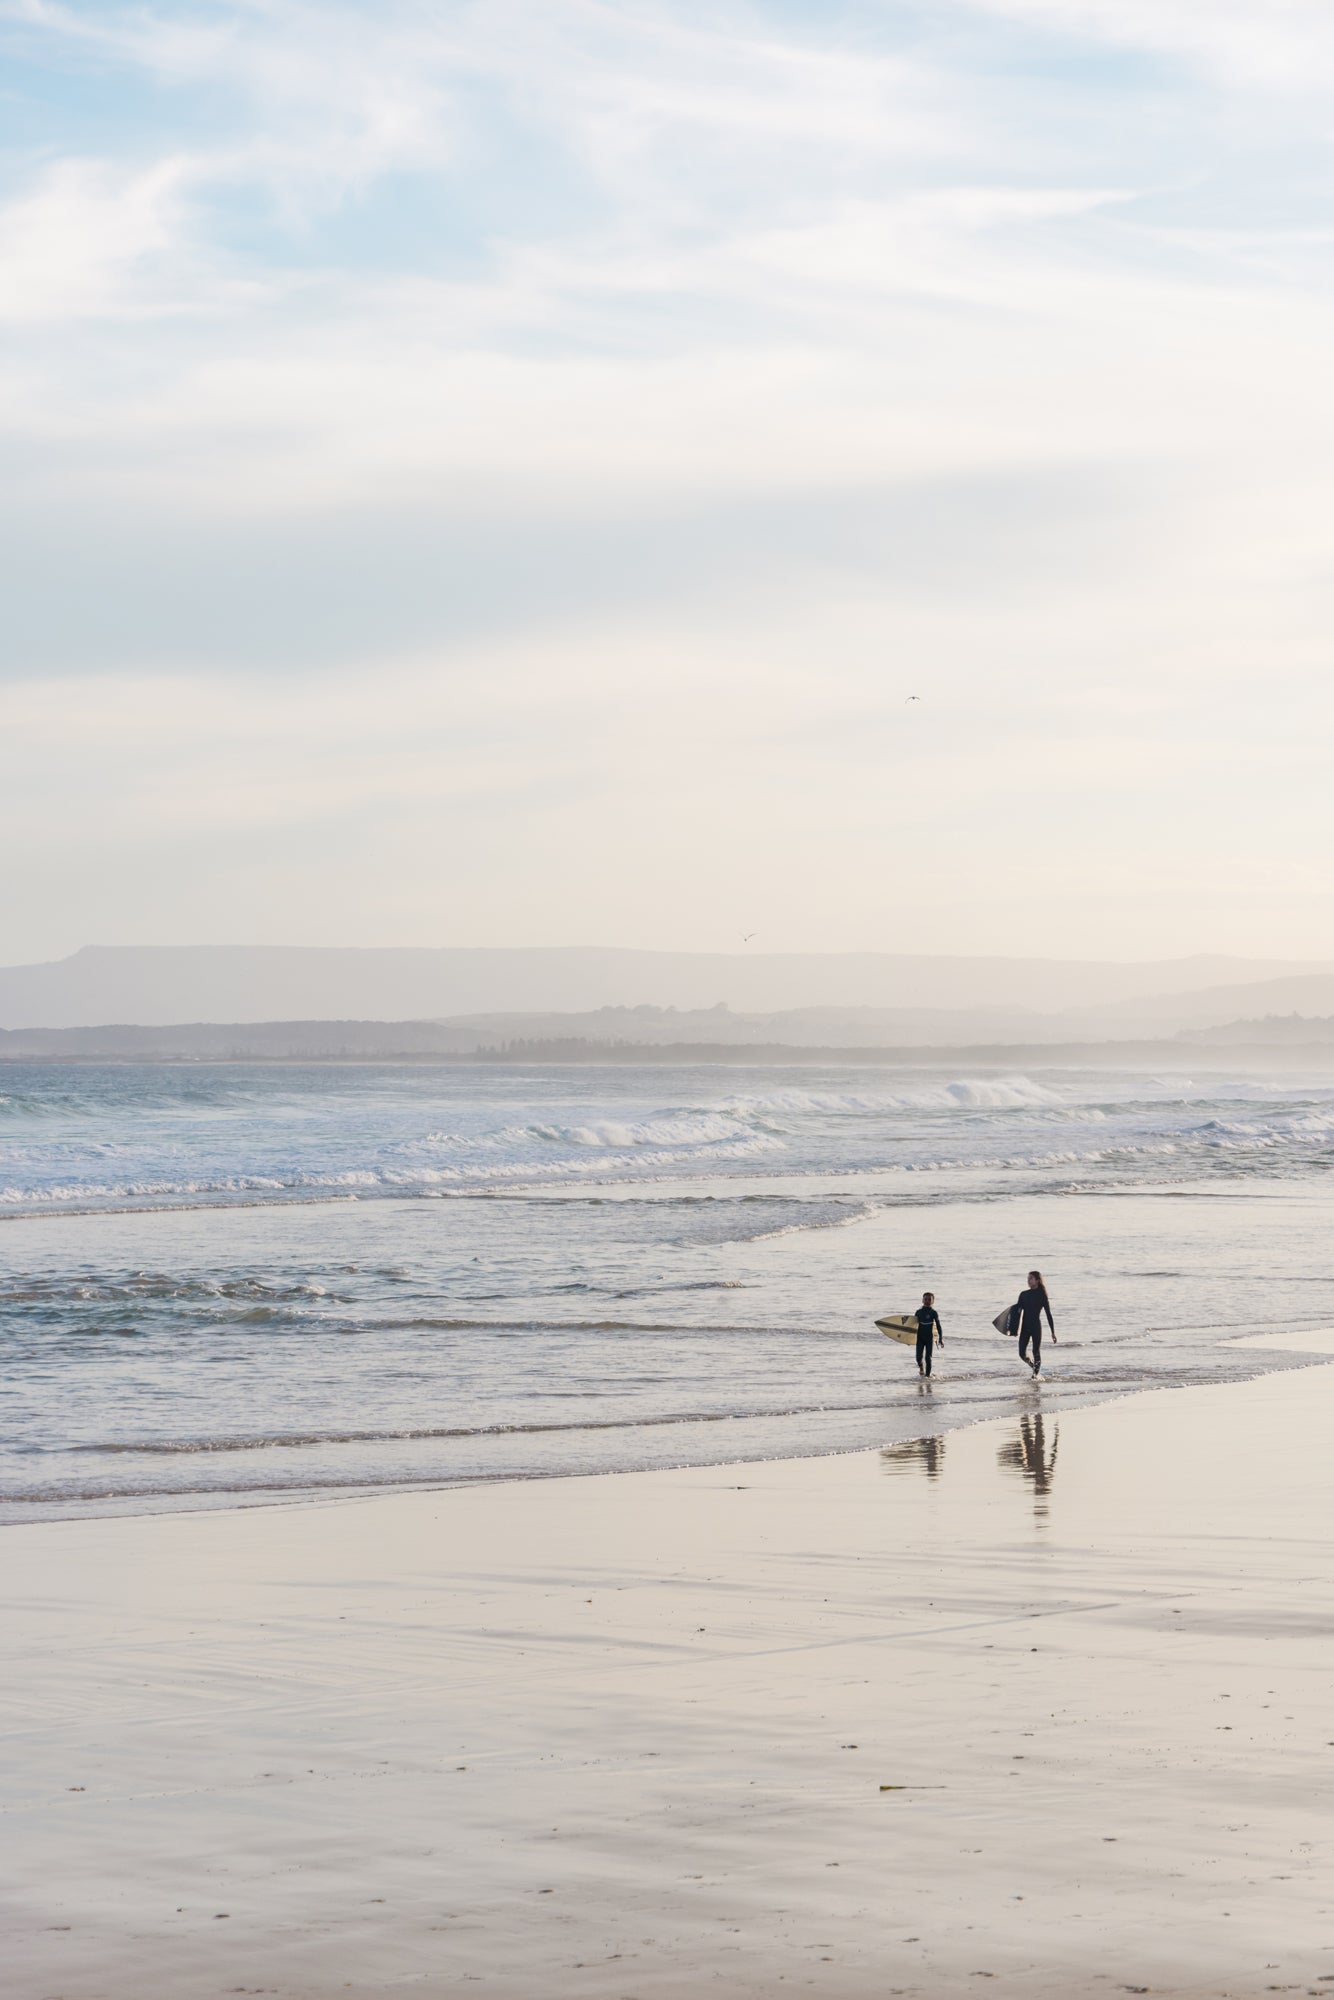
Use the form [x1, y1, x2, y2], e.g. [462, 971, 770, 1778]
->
[7, 1344, 1334, 2000]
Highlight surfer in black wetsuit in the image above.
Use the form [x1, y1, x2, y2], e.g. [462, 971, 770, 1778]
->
[915, 1293, 943, 1378]
[1015, 1270, 1055, 1377]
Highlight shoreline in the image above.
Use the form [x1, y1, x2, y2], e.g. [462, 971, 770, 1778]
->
[0, 1378, 1132, 1528]
[8, 1360, 1334, 1997]
[8, 1329, 1329, 1530]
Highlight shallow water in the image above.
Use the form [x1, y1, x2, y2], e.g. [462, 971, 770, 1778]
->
[3, 1060, 1334, 1518]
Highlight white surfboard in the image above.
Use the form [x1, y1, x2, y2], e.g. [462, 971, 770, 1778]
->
[875, 1313, 920, 1346]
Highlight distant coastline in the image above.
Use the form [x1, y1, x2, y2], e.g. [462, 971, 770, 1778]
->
[5, 1027, 1334, 1068]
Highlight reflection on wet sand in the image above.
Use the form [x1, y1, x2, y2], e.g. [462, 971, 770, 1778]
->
[880, 1434, 947, 1479]
[998, 1413, 1060, 1515]
[880, 1415, 1060, 1503]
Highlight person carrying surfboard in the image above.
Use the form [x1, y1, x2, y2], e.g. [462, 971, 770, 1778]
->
[1015, 1270, 1055, 1377]
[915, 1293, 944, 1377]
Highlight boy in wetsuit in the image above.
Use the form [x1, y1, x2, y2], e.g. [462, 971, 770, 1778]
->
[915, 1293, 944, 1377]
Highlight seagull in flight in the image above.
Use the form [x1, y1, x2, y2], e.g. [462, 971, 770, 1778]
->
[905, 695, 921, 704]
[742, 932, 758, 943]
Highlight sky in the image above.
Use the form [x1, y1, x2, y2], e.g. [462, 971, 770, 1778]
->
[4, 0, 1334, 965]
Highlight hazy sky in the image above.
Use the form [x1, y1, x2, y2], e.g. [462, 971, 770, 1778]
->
[5, 0, 1334, 964]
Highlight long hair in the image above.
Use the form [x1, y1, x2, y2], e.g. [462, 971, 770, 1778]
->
[1028, 1268, 1050, 1306]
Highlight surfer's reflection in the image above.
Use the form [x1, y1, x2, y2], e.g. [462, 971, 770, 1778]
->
[880, 1434, 947, 1480]
[997, 1414, 1059, 1516]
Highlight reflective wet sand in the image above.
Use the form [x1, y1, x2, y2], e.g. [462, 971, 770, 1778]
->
[7, 1360, 1334, 1998]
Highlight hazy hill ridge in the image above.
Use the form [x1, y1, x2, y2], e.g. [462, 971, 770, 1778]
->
[4, 945, 1334, 1033]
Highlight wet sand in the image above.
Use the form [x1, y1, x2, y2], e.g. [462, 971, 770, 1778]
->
[7, 1356, 1334, 1999]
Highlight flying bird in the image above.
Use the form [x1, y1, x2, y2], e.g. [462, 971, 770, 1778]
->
[742, 932, 758, 943]
[905, 695, 921, 704]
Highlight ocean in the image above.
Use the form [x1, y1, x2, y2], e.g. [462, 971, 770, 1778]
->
[4, 1059, 1334, 1520]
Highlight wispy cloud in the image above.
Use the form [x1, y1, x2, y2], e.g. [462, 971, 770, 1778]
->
[3, 1, 1334, 958]
[974, 0, 1334, 91]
